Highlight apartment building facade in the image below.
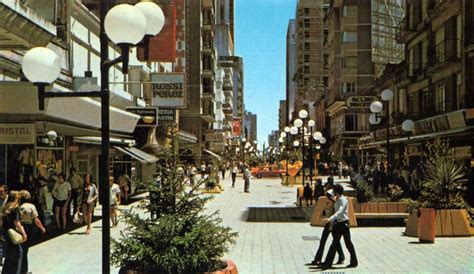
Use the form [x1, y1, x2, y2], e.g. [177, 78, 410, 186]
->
[359, 0, 474, 168]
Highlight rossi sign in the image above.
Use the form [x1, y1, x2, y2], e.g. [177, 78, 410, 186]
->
[151, 73, 186, 108]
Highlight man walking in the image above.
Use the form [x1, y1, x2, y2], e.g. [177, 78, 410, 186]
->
[321, 184, 358, 270]
[243, 164, 251, 193]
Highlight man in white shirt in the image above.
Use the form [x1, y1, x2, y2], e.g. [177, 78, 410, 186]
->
[321, 184, 358, 270]
[243, 164, 251, 193]
[109, 176, 121, 227]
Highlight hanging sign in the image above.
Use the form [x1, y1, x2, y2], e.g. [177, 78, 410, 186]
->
[0, 124, 35, 144]
[345, 96, 378, 109]
[151, 73, 186, 108]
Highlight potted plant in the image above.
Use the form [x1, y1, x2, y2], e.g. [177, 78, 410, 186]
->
[111, 136, 238, 273]
[405, 137, 472, 238]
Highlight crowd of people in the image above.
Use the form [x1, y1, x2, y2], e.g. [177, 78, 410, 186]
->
[0, 167, 126, 274]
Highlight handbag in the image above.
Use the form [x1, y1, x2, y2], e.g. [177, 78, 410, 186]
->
[8, 228, 25, 245]
[73, 211, 83, 224]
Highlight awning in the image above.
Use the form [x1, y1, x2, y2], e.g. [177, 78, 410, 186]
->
[176, 130, 198, 144]
[359, 126, 474, 149]
[114, 146, 158, 164]
[74, 136, 135, 146]
[203, 149, 221, 160]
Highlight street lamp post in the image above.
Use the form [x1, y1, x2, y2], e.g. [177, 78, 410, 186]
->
[21, 2, 164, 273]
[284, 126, 290, 177]
[307, 119, 315, 186]
[370, 89, 394, 180]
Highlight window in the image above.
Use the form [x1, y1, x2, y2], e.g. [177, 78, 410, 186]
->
[304, 31, 310, 38]
[342, 82, 356, 93]
[345, 114, 358, 131]
[342, 32, 357, 43]
[304, 8, 310, 15]
[342, 5, 358, 17]
[304, 54, 310, 62]
[435, 82, 446, 112]
[342, 57, 357, 68]
[304, 42, 310, 50]
[304, 19, 310, 27]
[422, 88, 433, 113]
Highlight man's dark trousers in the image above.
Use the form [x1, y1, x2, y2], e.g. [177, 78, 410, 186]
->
[314, 223, 344, 263]
[323, 220, 358, 267]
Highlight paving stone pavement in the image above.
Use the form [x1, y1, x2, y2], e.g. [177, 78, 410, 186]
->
[27, 176, 474, 273]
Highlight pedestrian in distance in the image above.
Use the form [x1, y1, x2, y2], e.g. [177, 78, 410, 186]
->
[200, 163, 206, 179]
[309, 191, 345, 266]
[320, 184, 358, 270]
[1, 191, 27, 274]
[109, 176, 121, 228]
[303, 182, 313, 206]
[243, 164, 251, 193]
[81, 174, 98, 235]
[19, 190, 46, 274]
[51, 173, 71, 231]
[66, 167, 83, 221]
[231, 163, 238, 188]
[188, 164, 197, 187]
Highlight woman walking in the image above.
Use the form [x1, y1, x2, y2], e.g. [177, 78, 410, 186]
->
[51, 173, 71, 231]
[2, 191, 27, 274]
[81, 174, 98, 235]
[19, 190, 46, 274]
[231, 163, 238, 188]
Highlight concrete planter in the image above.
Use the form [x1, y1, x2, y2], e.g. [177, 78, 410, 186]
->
[310, 196, 358, 227]
[202, 186, 222, 194]
[353, 202, 408, 213]
[204, 259, 238, 274]
[404, 209, 474, 237]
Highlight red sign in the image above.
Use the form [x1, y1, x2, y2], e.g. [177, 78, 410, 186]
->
[232, 118, 241, 137]
[138, 1, 177, 62]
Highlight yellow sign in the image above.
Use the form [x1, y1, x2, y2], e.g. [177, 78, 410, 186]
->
[0, 124, 35, 144]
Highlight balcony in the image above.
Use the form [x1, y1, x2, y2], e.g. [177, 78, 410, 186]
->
[0, 0, 57, 50]
[428, 38, 461, 71]
[396, 16, 415, 43]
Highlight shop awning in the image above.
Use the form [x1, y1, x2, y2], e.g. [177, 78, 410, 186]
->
[114, 146, 158, 164]
[203, 149, 221, 160]
[74, 136, 135, 146]
[176, 130, 198, 144]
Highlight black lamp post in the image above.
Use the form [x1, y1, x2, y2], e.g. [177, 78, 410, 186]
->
[307, 119, 315, 186]
[21, 2, 165, 273]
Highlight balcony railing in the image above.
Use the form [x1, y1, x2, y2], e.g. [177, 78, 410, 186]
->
[430, 38, 461, 67]
[428, 0, 448, 18]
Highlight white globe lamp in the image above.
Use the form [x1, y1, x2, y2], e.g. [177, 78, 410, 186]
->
[290, 126, 298, 135]
[308, 120, 315, 127]
[22, 47, 61, 84]
[402, 119, 415, 132]
[293, 140, 300, 147]
[298, 109, 308, 119]
[294, 118, 303, 128]
[381, 89, 394, 102]
[369, 113, 381, 125]
[135, 1, 165, 36]
[370, 101, 383, 113]
[104, 4, 147, 45]
[313, 131, 322, 140]
[280, 132, 287, 138]
[284, 126, 290, 133]
[320, 137, 327, 144]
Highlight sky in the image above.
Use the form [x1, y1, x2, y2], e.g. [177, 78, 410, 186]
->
[235, 0, 296, 150]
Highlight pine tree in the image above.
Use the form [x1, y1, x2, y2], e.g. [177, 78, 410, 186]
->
[111, 134, 238, 273]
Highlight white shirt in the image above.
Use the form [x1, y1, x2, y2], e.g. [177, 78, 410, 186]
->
[19, 203, 39, 224]
[52, 181, 71, 201]
[110, 184, 121, 205]
[232, 166, 239, 174]
[329, 194, 349, 222]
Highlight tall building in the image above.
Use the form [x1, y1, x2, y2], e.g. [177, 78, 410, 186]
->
[244, 111, 257, 142]
[279, 100, 288, 132]
[181, 0, 218, 161]
[325, 0, 398, 166]
[286, 19, 297, 124]
[294, 0, 325, 118]
[359, 0, 474, 169]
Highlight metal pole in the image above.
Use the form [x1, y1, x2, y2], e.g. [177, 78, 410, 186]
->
[285, 136, 289, 177]
[301, 126, 305, 185]
[100, 1, 111, 273]
[385, 101, 390, 186]
[309, 126, 313, 187]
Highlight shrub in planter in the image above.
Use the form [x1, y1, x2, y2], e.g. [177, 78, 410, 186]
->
[388, 184, 404, 202]
[355, 180, 374, 203]
[111, 135, 238, 274]
[205, 177, 218, 189]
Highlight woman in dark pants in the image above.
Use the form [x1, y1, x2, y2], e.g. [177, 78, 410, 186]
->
[2, 191, 27, 274]
[310, 191, 344, 265]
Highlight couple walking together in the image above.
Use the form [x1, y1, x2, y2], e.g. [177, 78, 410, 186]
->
[310, 184, 358, 270]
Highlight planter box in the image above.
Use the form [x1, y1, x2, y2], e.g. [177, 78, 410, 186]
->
[355, 202, 408, 214]
[404, 209, 474, 237]
[205, 259, 238, 274]
[202, 186, 222, 194]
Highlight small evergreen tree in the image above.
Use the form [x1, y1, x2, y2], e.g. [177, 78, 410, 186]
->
[111, 134, 238, 273]
[418, 137, 469, 209]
